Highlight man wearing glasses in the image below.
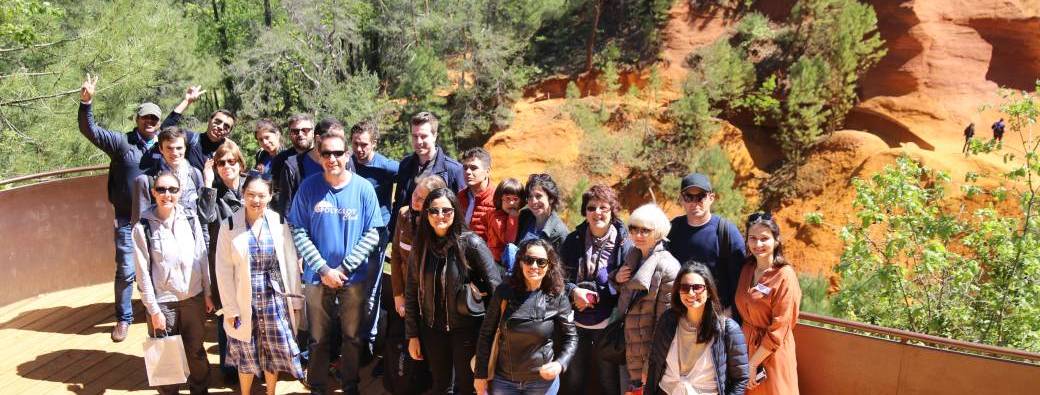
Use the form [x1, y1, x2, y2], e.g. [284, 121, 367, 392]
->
[163, 85, 236, 171]
[276, 117, 354, 217]
[288, 132, 383, 395]
[665, 173, 746, 319]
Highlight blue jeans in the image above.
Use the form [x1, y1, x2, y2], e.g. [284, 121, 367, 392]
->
[492, 375, 559, 395]
[114, 223, 135, 323]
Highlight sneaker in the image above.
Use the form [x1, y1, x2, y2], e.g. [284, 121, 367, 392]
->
[111, 321, 130, 342]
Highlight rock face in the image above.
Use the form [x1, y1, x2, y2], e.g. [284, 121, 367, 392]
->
[852, 0, 1040, 153]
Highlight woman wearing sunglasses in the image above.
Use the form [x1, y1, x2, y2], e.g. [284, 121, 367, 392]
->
[473, 238, 578, 395]
[406, 187, 503, 395]
[734, 213, 800, 395]
[558, 184, 632, 395]
[132, 171, 213, 394]
[215, 173, 305, 394]
[198, 139, 248, 380]
[612, 203, 680, 394]
[644, 263, 749, 395]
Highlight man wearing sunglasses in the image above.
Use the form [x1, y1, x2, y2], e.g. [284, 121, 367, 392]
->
[287, 133, 383, 395]
[163, 85, 237, 172]
[666, 173, 746, 319]
[276, 117, 354, 217]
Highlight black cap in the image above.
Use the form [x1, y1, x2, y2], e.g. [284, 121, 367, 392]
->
[680, 173, 712, 192]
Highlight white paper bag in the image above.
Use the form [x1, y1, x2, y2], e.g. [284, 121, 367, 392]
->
[142, 333, 189, 387]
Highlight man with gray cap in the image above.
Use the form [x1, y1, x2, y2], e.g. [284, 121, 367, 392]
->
[78, 74, 163, 342]
[665, 172, 746, 318]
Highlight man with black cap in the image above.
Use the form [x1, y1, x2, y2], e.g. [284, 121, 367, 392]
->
[78, 74, 163, 342]
[666, 172, 746, 318]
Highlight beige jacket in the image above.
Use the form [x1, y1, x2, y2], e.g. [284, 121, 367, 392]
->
[215, 209, 303, 342]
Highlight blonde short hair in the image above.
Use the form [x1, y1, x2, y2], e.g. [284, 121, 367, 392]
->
[628, 203, 672, 241]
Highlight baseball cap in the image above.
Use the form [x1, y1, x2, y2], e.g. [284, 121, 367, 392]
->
[136, 102, 162, 118]
[680, 173, 713, 192]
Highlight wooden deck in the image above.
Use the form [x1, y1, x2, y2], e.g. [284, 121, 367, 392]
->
[0, 283, 388, 394]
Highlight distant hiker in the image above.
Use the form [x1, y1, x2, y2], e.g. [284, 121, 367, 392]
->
[963, 123, 975, 153]
[992, 118, 1006, 143]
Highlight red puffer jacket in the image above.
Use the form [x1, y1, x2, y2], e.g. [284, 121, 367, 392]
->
[458, 186, 496, 240]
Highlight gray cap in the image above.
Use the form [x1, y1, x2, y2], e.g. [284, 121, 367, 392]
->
[136, 102, 162, 118]
[681, 173, 712, 192]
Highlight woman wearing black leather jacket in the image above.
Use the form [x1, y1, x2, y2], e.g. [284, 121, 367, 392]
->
[473, 238, 578, 395]
[644, 263, 748, 395]
[406, 187, 503, 395]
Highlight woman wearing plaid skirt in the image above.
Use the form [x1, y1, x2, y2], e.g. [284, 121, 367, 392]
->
[217, 174, 305, 395]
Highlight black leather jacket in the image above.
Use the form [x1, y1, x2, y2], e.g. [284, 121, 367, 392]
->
[405, 232, 502, 338]
[644, 309, 749, 395]
[474, 284, 578, 382]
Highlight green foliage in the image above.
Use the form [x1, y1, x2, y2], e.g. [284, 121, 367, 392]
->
[0, 0, 62, 47]
[798, 273, 833, 316]
[832, 86, 1040, 352]
[778, 56, 830, 162]
[686, 40, 757, 109]
[567, 98, 638, 178]
[0, 0, 221, 179]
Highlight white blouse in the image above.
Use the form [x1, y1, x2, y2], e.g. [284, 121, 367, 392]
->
[659, 334, 717, 395]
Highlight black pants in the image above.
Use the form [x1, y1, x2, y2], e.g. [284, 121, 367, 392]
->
[305, 283, 367, 393]
[419, 323, 479, 395]
[560, 326, 621, 395]
[148, 293, 210, 395]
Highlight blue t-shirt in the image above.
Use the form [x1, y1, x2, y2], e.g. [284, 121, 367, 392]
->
[353, 152, 400, 225]
[665, 215, 746, 306]
[287, 174, 385, 284]
[300, 154, 323, 179]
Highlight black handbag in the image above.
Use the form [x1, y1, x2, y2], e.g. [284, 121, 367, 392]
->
[454, 234, 487, 317]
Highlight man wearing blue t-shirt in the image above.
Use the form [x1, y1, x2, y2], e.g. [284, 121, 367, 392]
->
[288, 133, 383, 395]
[665, 173, 746, 316]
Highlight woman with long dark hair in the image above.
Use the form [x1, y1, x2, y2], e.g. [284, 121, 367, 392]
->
[734, 213, 800, 395]
[644, 263, 749, 395]
[215, 173, 304, 394]
[405, 187, 503, 394]
[473, 238, 578, 395]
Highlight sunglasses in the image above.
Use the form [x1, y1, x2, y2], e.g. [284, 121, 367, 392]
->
[426, 207, 455, 216]
[289, 127, 313, 135]
[627, 225, 654, 236]
[246, 170, 273, 181]
[585, 205, 611, 213]
[677, 283, 707, 294]
[320, 150, 346, 158]
[522, 256, 550, 268]
[681, 191, 709, 203]
[153, 186, 180, 195]
[216, 159, 239, 167]
[747, 211, 773, 223]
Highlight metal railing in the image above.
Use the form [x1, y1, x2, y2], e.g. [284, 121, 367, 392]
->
[799, 312, 1040, 364]
[0, 165, 108, 188]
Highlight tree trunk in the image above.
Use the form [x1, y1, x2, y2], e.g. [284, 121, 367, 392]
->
[585, 0, 603, 72]
[263, 0, 273, 27]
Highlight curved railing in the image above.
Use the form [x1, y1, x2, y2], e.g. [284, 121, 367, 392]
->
[0, 165, 107, 189]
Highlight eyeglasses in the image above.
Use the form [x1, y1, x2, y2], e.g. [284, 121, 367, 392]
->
[320, 150, 346, 158]
[153, 186, 180, 195]
[216, 159, 239, 167]
[585, 205, 611, 213]
[289, 127, 313, 135]
[627, 225, 654, 236]
[747, 211, 773, 224]
[426, 207, 455, 216]
[522, 256, 550, 268]
[681, 191, 709, 203]
[677, 283, 707, 294]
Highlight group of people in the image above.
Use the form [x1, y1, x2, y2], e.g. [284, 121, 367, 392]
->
[78, 74, 802, 395]
[962, 118, 1007, 153]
